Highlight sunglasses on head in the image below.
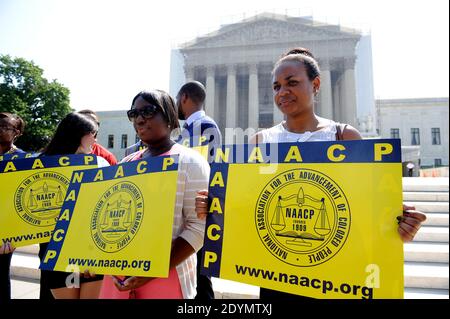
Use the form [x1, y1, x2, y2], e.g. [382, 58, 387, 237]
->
[91, 130, 98, 138]
[127, 105, 159, 121]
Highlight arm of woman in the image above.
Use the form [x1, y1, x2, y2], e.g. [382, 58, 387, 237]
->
[341, 124, 363, 140]
[169, 237, 196, 268]
[196, 189, 209, 220]
[177, 152, 210, 254]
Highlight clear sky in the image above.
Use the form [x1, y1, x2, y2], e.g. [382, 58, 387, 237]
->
[0, 0, 448, 111]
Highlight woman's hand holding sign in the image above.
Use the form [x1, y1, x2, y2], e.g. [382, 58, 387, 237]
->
[112, 275, 154, 292]
[0, 241, 15, 254]
[398, 204, 427, 242]
[195, 190, 209, 220]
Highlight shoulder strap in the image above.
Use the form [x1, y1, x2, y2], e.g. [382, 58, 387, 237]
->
[335, 123, 348, 141]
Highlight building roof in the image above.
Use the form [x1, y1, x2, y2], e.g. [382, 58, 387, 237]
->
[179, 12, 361, 49]
[376, 97, 449, 106]
[96, 110, 128, 118]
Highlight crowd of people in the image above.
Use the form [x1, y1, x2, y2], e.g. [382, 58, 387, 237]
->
[0, 48, 426, 300]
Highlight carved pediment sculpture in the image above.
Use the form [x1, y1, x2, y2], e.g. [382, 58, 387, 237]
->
[181, 14, 358, 49]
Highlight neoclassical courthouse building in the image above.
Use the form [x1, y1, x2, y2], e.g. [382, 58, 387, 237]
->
[170, 13, 374, 143]
[96, 13, 448, 170]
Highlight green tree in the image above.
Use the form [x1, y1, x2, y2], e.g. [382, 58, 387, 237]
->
[0, 55, 72, 151]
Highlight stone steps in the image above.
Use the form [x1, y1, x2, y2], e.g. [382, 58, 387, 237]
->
[16, 244, 39, 255]
[403, 192, 449, 202]
[402, 177, 449, 192]
[11, 251, 40, 280]
[422, 213, 449, 227]
[404, 242, 449, 263]
[404, 262, 449, 289]
[11, 278, 40, 299]
[414, 226, 449, 242]
[398, 178, 448, 298]
[212, 278, 259, 299]
[404, 288, 449, 299]
[403, 201, 449, 213]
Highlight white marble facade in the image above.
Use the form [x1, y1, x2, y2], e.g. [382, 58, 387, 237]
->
[96, 110, 138, 161]
[377, 97, 449, 167]
[178, 13, 362, 140]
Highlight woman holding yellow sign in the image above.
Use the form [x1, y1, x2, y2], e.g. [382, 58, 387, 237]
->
[195, 48, 426, 299]
[0, 112, 25, 156]
[98, 89, 209, 299]
[38, 112, 109, 299]
[0, 112, 26, 300]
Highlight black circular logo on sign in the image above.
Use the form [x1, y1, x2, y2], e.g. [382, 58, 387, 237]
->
[91, 182, 144, 253]
[14, 171, 70, 227]
[255, 169, 351, 267]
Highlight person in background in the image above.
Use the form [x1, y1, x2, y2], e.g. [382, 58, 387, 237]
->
[175, 81, 222, 299]
[0, 112, 26, 300]
[407, 162, 415, 177]
[176, 81, 222, 165]
[124, 139, 147, 157]
[195, 47, 427, 300]
[0, 112, 25, 156]
[39, 112, 109, 299]
[78, 109, 118, 165]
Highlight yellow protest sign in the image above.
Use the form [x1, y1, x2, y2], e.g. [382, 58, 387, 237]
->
[0, 155, 98, 247]
[179, 135, 209, 161]
[202, 139, 403, 299]
[40, 155, 179, 277]
[193, 145, 209, 161]
[0, 152, 36, 161]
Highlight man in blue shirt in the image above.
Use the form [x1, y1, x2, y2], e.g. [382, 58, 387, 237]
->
[124, 139, 147, 157]
[176, 81, 222, 165]
[176, 81, 222, 299]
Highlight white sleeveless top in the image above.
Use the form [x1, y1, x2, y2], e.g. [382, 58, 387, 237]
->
[259, 120, 338, 143]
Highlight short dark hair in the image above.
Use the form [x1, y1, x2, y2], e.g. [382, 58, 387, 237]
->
[41, 112, 97, 155]
[284, 47, 316, 59]
[177, 81, 206, 106]
[273, 47, 320, 81]
[0, 112, 26, 135]
[78, 109, 100, 125]
[78, 109, 97, 116]
[131, 90, 179, 130]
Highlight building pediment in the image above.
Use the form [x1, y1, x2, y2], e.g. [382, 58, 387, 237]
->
[181, 13, 360, 49]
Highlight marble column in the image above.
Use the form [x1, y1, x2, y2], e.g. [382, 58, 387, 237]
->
[318, 60, 333, 119]
[342, 57, 358, 127]
[205, 66, 215, 119]
[332, 76, 342, 122]
[226, 64, 237, 130]
[248, 63, 259, 130]
[185, 66, 194, 82]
